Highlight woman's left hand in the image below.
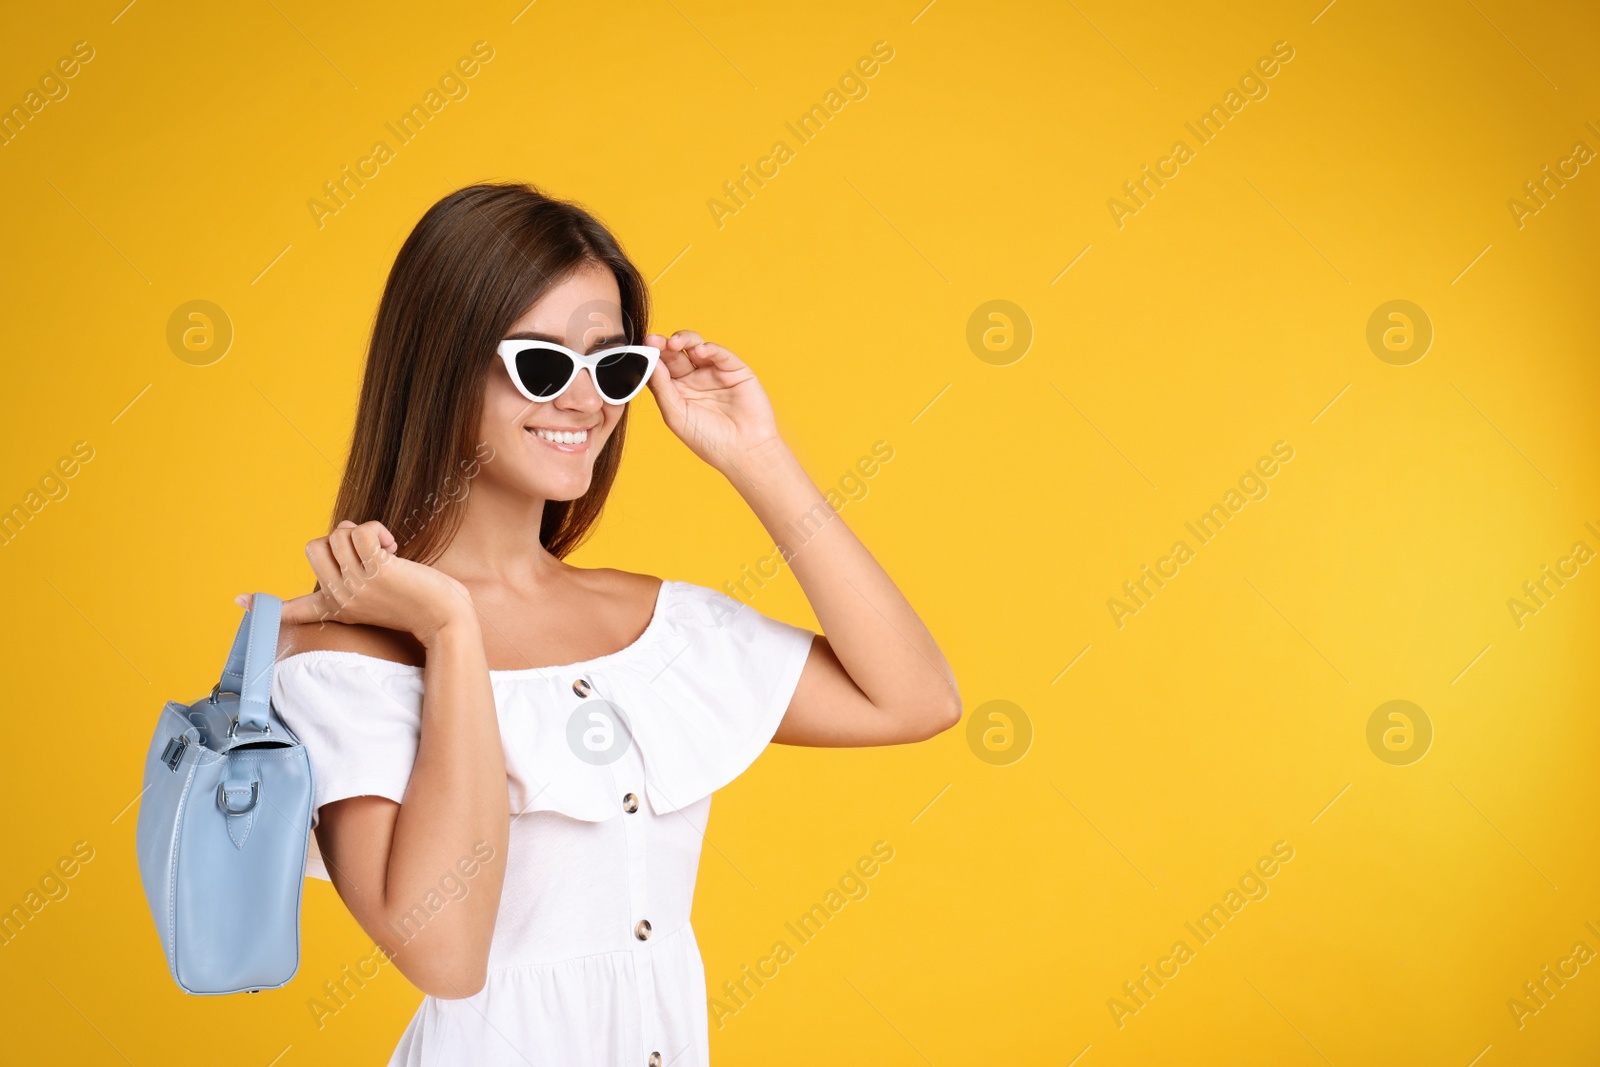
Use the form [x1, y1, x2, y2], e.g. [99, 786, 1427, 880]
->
[643, 330, 788, 478]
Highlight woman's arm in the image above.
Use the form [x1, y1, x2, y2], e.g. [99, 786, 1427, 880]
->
[642, 331, 962, 747]
[280, 520, 509, 998]
[738, 440, 962, 746]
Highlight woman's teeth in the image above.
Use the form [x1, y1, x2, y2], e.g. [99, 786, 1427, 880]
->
[535, 428, 588, 444]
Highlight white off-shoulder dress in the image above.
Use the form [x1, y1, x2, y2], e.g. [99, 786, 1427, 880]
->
[270, 579, 816, 1067]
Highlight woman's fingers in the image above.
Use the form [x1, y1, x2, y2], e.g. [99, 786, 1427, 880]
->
[655, 342, 697, 380]
[280, 591, 335, 626]
[342, 518, 396, 555]
[686, 340, 745, 371]
[325, 529, 360, 598]
[333, 520, 392, 582]
[305, 537, 350, 611]
[328, 524, 369, 582]
[270, 520, 404, 628]
[643, 357, 685, 425]
[351, 521, 389, 575]
[243, 587, 336, 625]
[370, 520, 398, 554]
[651, 331, 746, 378]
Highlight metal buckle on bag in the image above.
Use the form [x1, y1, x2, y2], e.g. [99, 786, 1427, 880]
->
[217, 781, 260, 815]
[161, 735, 189, 772]
[226, 715, 271, 739]
[208, 683, 239, 705]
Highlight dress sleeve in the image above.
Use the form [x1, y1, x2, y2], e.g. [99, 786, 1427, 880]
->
[711, 588, 817, 734]
[270, 653, 423, 877]
[623, 583, 817, 814]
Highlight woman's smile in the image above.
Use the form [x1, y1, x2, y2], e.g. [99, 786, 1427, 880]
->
[527, 423, 596, 453]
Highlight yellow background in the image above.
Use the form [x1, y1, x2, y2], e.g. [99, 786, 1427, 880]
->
[3, 0, 1598, 1063]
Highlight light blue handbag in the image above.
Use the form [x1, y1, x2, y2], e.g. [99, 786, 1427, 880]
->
[135, 592, 314, 995]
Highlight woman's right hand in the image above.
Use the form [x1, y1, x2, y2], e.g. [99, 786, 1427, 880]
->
[262, 519, 472, 644]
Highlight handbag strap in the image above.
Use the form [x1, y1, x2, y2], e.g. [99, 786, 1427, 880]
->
[219, 592, 283, 733]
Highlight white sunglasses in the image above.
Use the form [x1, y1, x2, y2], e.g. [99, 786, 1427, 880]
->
[495, 339, 660, 405]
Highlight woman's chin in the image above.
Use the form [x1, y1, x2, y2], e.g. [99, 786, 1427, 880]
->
[531, 471, 594, 503]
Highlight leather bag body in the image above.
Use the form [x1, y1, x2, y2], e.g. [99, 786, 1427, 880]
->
[135, 593, 314, 995]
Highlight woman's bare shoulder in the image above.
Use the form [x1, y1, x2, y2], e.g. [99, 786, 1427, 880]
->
[575, 566, 667, 610]
[276, 616, 426, 668]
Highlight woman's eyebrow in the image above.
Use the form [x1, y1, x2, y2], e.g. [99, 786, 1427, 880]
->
[504, 330, 630, 352]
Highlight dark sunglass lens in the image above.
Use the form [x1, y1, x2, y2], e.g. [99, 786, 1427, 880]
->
[513, 348, 573, 398]
[594, 351, 649, 401]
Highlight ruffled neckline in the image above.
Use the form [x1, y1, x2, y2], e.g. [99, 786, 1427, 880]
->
[275, 577, 676, 681]
[273, 577, 815, 823]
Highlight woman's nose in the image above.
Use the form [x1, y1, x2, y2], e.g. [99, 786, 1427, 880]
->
[557, 366, 605, 409]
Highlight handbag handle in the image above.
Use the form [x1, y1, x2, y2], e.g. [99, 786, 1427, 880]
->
[218, 592, 283, 733]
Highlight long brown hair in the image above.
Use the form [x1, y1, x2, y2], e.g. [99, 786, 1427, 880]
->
[328, 182, 650, 568]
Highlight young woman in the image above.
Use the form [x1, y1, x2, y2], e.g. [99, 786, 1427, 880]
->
[258, 182, 960, 1066]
